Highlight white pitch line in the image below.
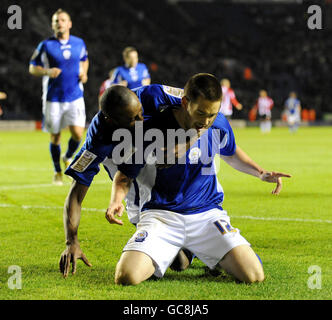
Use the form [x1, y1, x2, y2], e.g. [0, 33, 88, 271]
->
[231, 215, 332, 224]
[0, 203, 104, 213]
[0, 180, 111, 191]
[0, 203, 331, 224]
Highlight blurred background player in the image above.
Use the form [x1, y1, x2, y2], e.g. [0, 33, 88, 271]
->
[0, 91, 7, 118]
[253, 90, 274, 133]
[29, 9, 89, 185]
[112, 46, 151, 89]
[283, 91, 301, 133]
[98, 68, 116, 99]
[219, 78, 243, 119]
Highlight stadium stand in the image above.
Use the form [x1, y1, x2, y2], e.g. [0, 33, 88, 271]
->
[0, 0, 331, 123]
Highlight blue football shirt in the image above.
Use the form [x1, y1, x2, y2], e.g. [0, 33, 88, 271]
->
[65, 84, 182, 186]
[30, 35, 88, 102]
[120, 110, 237, 214]
[112, 63, 150, 89]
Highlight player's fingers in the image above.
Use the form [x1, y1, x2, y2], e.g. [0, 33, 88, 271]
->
[272, 177, 282, 195]
[105, 212, 123, 225]
[72, 257, 77, 275]
[116, 205, 124, 217]
[64, 253, 71, 278]
[59, 255, 65, 274]
[80, 253, 92, 267]
[274, 172, 292, 178]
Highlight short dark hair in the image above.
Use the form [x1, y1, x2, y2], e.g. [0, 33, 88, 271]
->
[184, 73, 222, 102]
[100, 85, 135, 118]
[53, 8, 71, 20]
[122, 46, 137, 58]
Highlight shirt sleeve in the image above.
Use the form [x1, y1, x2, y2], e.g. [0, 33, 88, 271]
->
[117, 163, 144, 180]
[30, 41, 45, 67]
[142, 64, 150, 79]
[80, 40, 88, 62]
[214, 116, 236, 156]
[112, 68, 122, 84]
[65, 141, 112, 186]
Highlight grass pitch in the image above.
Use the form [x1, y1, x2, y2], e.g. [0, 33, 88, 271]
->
[0, 126, 331, 300]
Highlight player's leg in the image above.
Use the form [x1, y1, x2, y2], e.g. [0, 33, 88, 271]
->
[62, 98, 86, 169]
[50, 132, 63, 185]
[266, 116, 272, 133]
[218, 244, 264, 283]
[185, 209, 264, 284]
[115, 250, 156, 285]
[115, 210, 184, 285]
[169, 248, 194, 271]
[43, 100, 63, 185]
[63, 125, 84, 168]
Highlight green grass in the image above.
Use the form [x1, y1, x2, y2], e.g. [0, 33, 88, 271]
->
[0, 126, 331, 300]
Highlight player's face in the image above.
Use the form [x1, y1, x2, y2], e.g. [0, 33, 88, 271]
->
[183, 96, 220, 133]
[259, 90, 267, 97]
[124, 51, 139, 68]
[52, 13, 72, 37]
[111, 101, 143, 130]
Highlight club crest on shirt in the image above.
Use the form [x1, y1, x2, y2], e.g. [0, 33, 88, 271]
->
[188, 147, 201, 164]
[135, 230, 148, 242]
[63, 49, 71, 60]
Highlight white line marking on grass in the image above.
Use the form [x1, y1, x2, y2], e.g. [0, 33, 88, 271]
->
[231, 215, 332, 224]
[0, 180, 111, 191]
[0, 203, 104, 213]
[0, 203, 331, 224]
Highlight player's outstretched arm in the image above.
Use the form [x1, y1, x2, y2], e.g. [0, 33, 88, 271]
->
[105, 170, 133, 225]
[220, 145, 291, 195]
[59, 180, 92, 277]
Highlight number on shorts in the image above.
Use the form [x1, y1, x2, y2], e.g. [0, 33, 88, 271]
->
[214, 220, 236, 235]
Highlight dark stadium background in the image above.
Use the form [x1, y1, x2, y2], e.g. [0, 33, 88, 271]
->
[0, 0, 331, 123]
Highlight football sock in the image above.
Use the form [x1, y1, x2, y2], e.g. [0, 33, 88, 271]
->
[65, 138, 81, 159]
[50, 143, 61, 172]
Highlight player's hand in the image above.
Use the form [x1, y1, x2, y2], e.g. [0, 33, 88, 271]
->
[0, 92, 7, 100]
[236, 103, 243, 110]
[59, 241, 92, 278]
[105, 202, 125, 225]
[259, 170, 291, 195]
[79, 72, 88, 84]
[47, 68, 62, 78]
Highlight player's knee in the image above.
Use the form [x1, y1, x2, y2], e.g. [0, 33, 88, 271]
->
[243, 267, 265, 284]
[114, 264, 142, 286]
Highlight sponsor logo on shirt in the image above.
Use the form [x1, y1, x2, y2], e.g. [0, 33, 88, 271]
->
[71, 150, 97, 172]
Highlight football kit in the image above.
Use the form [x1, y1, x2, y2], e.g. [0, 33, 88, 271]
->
[30, 35, 88, 133]
[119, 110, 250, 277]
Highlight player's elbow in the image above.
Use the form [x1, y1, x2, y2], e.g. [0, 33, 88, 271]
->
[29, 64, 36, 75]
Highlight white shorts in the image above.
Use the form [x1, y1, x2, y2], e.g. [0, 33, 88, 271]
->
[42, 97, 86, 134]
[123, 208, 250, 277]
[287, 114, 300, 125]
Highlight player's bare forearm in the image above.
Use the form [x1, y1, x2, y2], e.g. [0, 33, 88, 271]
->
[105, 171, 132, 225]
[29, 65, 47, 77]
[79, 59, 89, 83]
[220, 145, 263, 178]
[110, 170, 132, 206]
[63, 180, 89, 244]
[29, 64, 61, 78]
